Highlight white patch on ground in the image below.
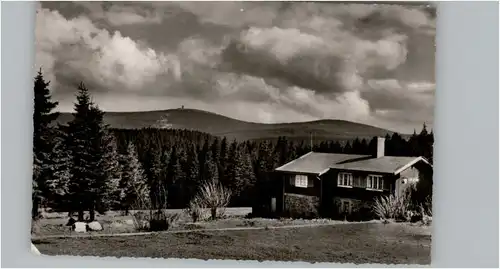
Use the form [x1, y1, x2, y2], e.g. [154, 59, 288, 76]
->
[88, 221, 103, 231]
[73, 222, 87, 233]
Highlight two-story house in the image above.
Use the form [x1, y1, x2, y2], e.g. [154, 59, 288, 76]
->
[271, 137, 433, 219]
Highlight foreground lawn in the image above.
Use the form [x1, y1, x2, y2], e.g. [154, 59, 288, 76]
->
[33, 208, 367, 237]
[33, 223, 431, 264]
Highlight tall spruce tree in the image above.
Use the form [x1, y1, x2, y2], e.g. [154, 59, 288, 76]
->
[226, 146, 256, 206]
[67, 83, 93, 220]
[66, 83, 119, 221]
[203, 151, 219, 184]
[185, 144, 200, 203]
[167, 147, 187, 208]
[32, 69, 60, 219]
[119, 142, 149, 214]
[98, 130, 122, 213]
[143, 144, 163, 208]
[44, 128, 71, 210]
[252, 141, 273, 212]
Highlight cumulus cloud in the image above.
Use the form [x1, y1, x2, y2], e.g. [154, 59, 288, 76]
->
[35, 2, 435, 133]
[35, 6, 176, 93]
[219, 22, 408, 97]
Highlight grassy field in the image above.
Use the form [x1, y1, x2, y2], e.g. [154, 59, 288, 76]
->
[32, 207, 370, 237]
[33, 223, 431, 264]
[33, 208, 254, 236]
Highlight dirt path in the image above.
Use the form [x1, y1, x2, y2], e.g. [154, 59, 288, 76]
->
[32, 221, 375, 240]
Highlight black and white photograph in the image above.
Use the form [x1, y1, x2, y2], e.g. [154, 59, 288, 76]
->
[31, 1, 435, 264]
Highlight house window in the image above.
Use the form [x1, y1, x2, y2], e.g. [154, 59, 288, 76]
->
[337, 172, 353, 187]
[367, 175, 384, 190]
[294, 175, 309, 188]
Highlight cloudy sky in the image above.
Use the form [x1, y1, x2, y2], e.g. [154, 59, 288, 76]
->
[35, 1, 435, 133]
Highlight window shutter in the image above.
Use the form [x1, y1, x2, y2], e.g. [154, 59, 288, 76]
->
[290, 177, 295, 186]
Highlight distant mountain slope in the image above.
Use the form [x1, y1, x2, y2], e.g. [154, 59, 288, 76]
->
[55, 108, 405, 141]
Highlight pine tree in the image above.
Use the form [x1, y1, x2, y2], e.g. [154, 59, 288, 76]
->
[253, 141, 273, 212]
[185, 144, 200, 203]
[167, 147, 187, 208]
[343, 141, 353, 154]
[210, 138, 221, 164]
[218, 137, 228, 184]
[143, 144, 163, 209]
[420, 123, 429, 136]
[219, 137, 228, 166]
[32, 69, 59, 219]
[232, 149, 256, 206]
[66, 83, 118, 221]
[44, 128, 71, 209]
[119, 142, 149, 214]
[222, 141, 238, 188]
[66, 84, 93, 220]
[203, 151, 219, 184]
[390, 133, 405, 156]
[198, 138, 210, 180]
[98, 130, 122, 213]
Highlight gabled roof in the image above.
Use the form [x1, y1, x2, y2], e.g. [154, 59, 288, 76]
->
[330, 156, 430, 174]
[275, 152, 432, 175]
[275, 152, 370, 175]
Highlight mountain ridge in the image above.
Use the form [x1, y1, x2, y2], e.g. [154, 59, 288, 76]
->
[55, 108, 408, 141]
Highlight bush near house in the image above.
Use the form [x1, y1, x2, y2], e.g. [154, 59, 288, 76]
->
[283, 194, 319, 219]
[322, 198, 374, 221]
[371, 184, 432, 224]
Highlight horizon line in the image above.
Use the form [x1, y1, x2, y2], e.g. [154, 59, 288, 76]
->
[55, 107, 417, 135]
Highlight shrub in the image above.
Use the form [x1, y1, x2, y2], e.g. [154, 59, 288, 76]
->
[284, 194, 319, 219]
[129, 185, 175, 232]
[347, 202, 375, 221]
[373, 195, 395, 220]
[419, 196, 433, 226]
[422, 195, 433, 216]
[372, 192, 412, 222]
[196, 181, 231, 220]
[131, 211, 149, 231]
[149, 218, 168, 231]
[184, 197, 204, 222]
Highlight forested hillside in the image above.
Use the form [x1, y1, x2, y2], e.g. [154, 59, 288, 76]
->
[32, 70, 433, 219]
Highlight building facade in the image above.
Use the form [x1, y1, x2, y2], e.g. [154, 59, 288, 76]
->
[271, 138, 433, 219]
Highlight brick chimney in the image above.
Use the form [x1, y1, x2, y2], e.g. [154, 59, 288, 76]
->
[376, 137, 385, 158]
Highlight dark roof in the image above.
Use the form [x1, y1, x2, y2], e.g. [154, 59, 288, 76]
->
[275, 152, 370, 174]
[275, 152, 431, 175]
